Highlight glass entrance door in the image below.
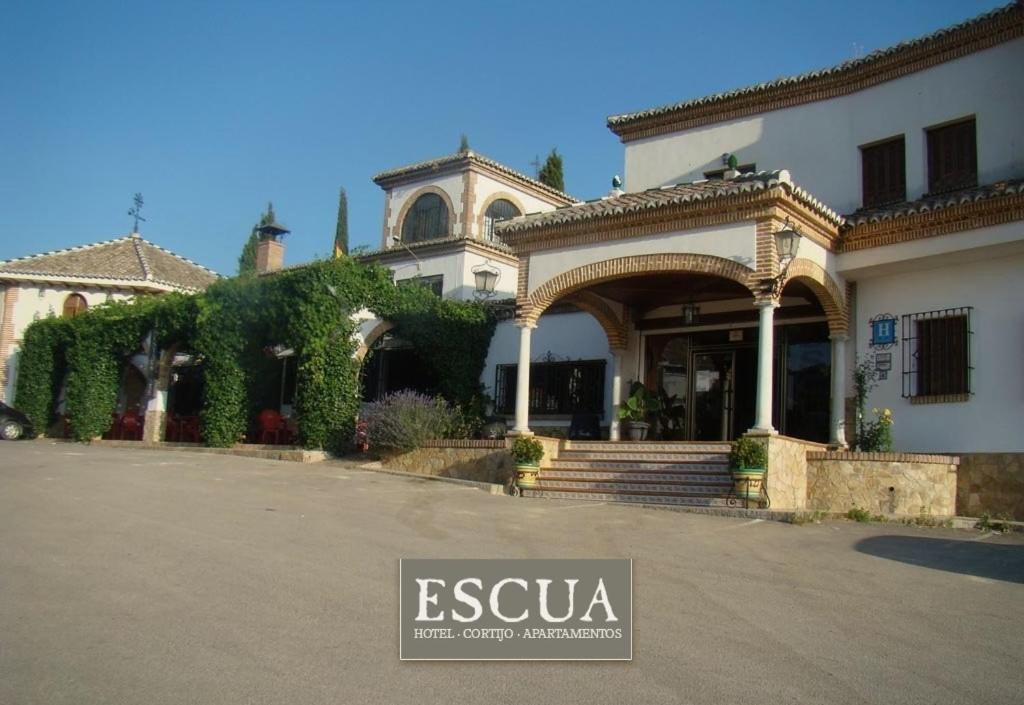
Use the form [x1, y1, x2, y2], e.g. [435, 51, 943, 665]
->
[690, 352, 735, 441]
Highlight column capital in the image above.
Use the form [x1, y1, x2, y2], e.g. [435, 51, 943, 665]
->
[514, 320, 538, 330]
[829, 334, 850, 342]
[754, 299, 780, 309]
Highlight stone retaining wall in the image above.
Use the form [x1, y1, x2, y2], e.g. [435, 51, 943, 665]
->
[956, 453, 1024, 520]
[381, 440, 514, 485]
[806, 451, 958, 517]
[759, 435, 828, 511]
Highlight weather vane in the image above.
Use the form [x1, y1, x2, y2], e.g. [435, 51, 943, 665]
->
[128, 193, 146, 233]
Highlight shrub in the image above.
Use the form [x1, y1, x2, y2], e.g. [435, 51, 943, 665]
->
[728, 437, 767, 470]
[510, 436, 544, 465]
[858, 407, 894, 452]
[846, 506, 872, 522]
[362, 391, 460, 452]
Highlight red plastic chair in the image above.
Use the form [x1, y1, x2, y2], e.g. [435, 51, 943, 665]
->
[257, 409, 284, 445]
[120, 411, 143, 441]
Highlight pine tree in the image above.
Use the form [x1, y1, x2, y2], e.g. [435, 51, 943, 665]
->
[459, 134, 470, 153]
[538, 148, 564, 192]
[237, 202, 277, 275]
[333, 187, 348, 258]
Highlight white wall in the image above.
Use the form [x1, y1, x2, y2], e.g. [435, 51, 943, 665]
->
[388, 249, 516, 302]
[471, 171, 563, 239]
[482, 312, 615, 427]
[3, 283, 135, 401]
[527, 222, 756, 295]
[624, 39, 1024, 215]
[853, 251, 1024, 453]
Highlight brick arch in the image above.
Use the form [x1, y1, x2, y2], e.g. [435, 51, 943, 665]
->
[354, 319, 395, 362]
[781, 258, 848, 336]
[560, 291, 628, 350]
[522, 253, 757, 325]
[392, 186, 456, 242]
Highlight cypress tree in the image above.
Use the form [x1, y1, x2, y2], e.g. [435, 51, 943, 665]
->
[333, 187, 348, 258]
[237, 202, 277, 275]
[459, 134, 470, 153]
[538, 148, 565, 192]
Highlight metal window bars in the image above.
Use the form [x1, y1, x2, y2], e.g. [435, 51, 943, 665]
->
[901, 307, 973, 399]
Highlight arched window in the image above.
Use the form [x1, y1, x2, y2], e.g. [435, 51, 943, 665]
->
[483, 199, 522, 241]
[62, 293, 88, 318]
[401, 193, 449, 243]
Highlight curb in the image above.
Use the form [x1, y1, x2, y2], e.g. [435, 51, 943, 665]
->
[344, 461, 507, 496]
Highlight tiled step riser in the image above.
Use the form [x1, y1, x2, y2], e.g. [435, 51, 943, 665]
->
[536, 481, 730, 495]
[542, 471, 732, 484]
[560, 452, 729, 463]
[564, 442, 732, 453]
[520, 489, 733, 507]
[551, 461, 729, 473]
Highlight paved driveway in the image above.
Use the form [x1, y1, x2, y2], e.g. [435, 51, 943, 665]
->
[1, 442, 1022, 705]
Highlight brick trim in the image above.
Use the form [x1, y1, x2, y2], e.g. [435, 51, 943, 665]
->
[0, 285, 19, 400]
[840, 190, 1024, 252]
[475, 191, 527, 243]
[781, 258, 848, 336]
[521, 253, 757, 325]
[561, 291, 628, 350]
[608, 4, 1024, 141]
[808, 450, 959, 466]
[422, 439, 507, 449]
[390, 185, 457, 241]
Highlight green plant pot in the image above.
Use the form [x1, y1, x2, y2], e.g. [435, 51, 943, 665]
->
[624, 421, 649, 441]
[515, 462, 540, 490]
[731, 466, 766, 503]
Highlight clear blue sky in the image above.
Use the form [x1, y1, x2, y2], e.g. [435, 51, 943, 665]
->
[0, 0, 1004, 275]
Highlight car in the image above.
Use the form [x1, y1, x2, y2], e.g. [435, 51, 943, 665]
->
[0, 401, 33, 441]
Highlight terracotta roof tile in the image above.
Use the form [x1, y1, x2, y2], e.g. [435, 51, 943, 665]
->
[373, 150, 577, 204]
[842, 179, 1024, 228]
[0, 234, 219, 291]
[495, 170, 843, 236]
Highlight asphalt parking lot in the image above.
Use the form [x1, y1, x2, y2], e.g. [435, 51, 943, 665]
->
[1, 441, 1022, 705]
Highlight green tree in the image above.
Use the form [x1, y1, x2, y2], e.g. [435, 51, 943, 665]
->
[333, 187, 348, 258]
[237, 202, 277, 276]
[538, 148, 564, 192]
[458, 134, 470, 153]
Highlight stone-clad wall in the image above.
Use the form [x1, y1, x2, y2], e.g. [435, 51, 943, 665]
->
[760, 435, 829, 511]
[956, 453, 1024, 520]
[806, 452, 958, 517]
[381, 440, 514, 485]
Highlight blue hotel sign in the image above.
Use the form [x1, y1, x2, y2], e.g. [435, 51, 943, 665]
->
[870, 314, 897, 348]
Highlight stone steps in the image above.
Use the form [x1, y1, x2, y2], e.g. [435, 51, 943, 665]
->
[520, 441, 737, 508]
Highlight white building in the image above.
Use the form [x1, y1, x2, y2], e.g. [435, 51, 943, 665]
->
[0, 233, 218, 404]
[361, 3, 1024, 456]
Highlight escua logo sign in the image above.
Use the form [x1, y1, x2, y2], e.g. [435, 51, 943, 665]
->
[399, 559, 632, 660]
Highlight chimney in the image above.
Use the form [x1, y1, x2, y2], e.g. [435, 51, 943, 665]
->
[255, 219, 290, 274]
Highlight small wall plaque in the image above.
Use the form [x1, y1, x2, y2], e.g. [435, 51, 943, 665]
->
[729, 329, 743, 342]
[875, 352, 892, 371]
[869, 314, 897, 349]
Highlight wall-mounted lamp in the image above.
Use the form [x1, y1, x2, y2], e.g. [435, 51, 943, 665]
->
[768, 217, 803, 297]
[681, 301, 700, 326]
[472, 261, 500, 299]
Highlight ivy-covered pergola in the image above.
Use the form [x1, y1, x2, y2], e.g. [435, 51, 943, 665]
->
[14, 258, 496, 453]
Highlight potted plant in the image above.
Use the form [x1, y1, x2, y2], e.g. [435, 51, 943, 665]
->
[510, 436, 545, 491]
[617, 382, 662, 441]
[728, 437, 767, 506]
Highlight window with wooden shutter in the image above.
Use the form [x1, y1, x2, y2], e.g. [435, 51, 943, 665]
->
[860, 136, 906, 208]
[926, 118, 977, 194]
[902, 308, 972, 402]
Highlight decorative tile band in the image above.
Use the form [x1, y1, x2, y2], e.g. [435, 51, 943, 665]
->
[807, 451, 959, 465]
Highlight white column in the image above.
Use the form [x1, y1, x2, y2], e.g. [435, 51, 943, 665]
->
[512, 323, 534, 435]
[830, 335, 849, 448]
[751, 301, 778, 434]
[608, 350, 624, 441]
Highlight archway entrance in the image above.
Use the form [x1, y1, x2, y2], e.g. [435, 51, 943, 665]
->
[360, 331, 438, 402]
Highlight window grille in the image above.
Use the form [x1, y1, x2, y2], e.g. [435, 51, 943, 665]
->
[397, 274, 443, 297]
[483, 199, 521, 241]
[401, 194, 449, 243]
[901, 307, 972, 401]
[861, 136, 906, 208]
[495, 360, 606, 415]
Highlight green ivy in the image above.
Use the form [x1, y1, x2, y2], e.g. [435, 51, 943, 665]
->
[14, 255, 497, 453]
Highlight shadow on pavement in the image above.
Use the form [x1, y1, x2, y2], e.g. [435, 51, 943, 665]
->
[855, 535, 1024, 584]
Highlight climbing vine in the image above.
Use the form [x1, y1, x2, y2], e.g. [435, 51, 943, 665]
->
[14, 256, 497, 452]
